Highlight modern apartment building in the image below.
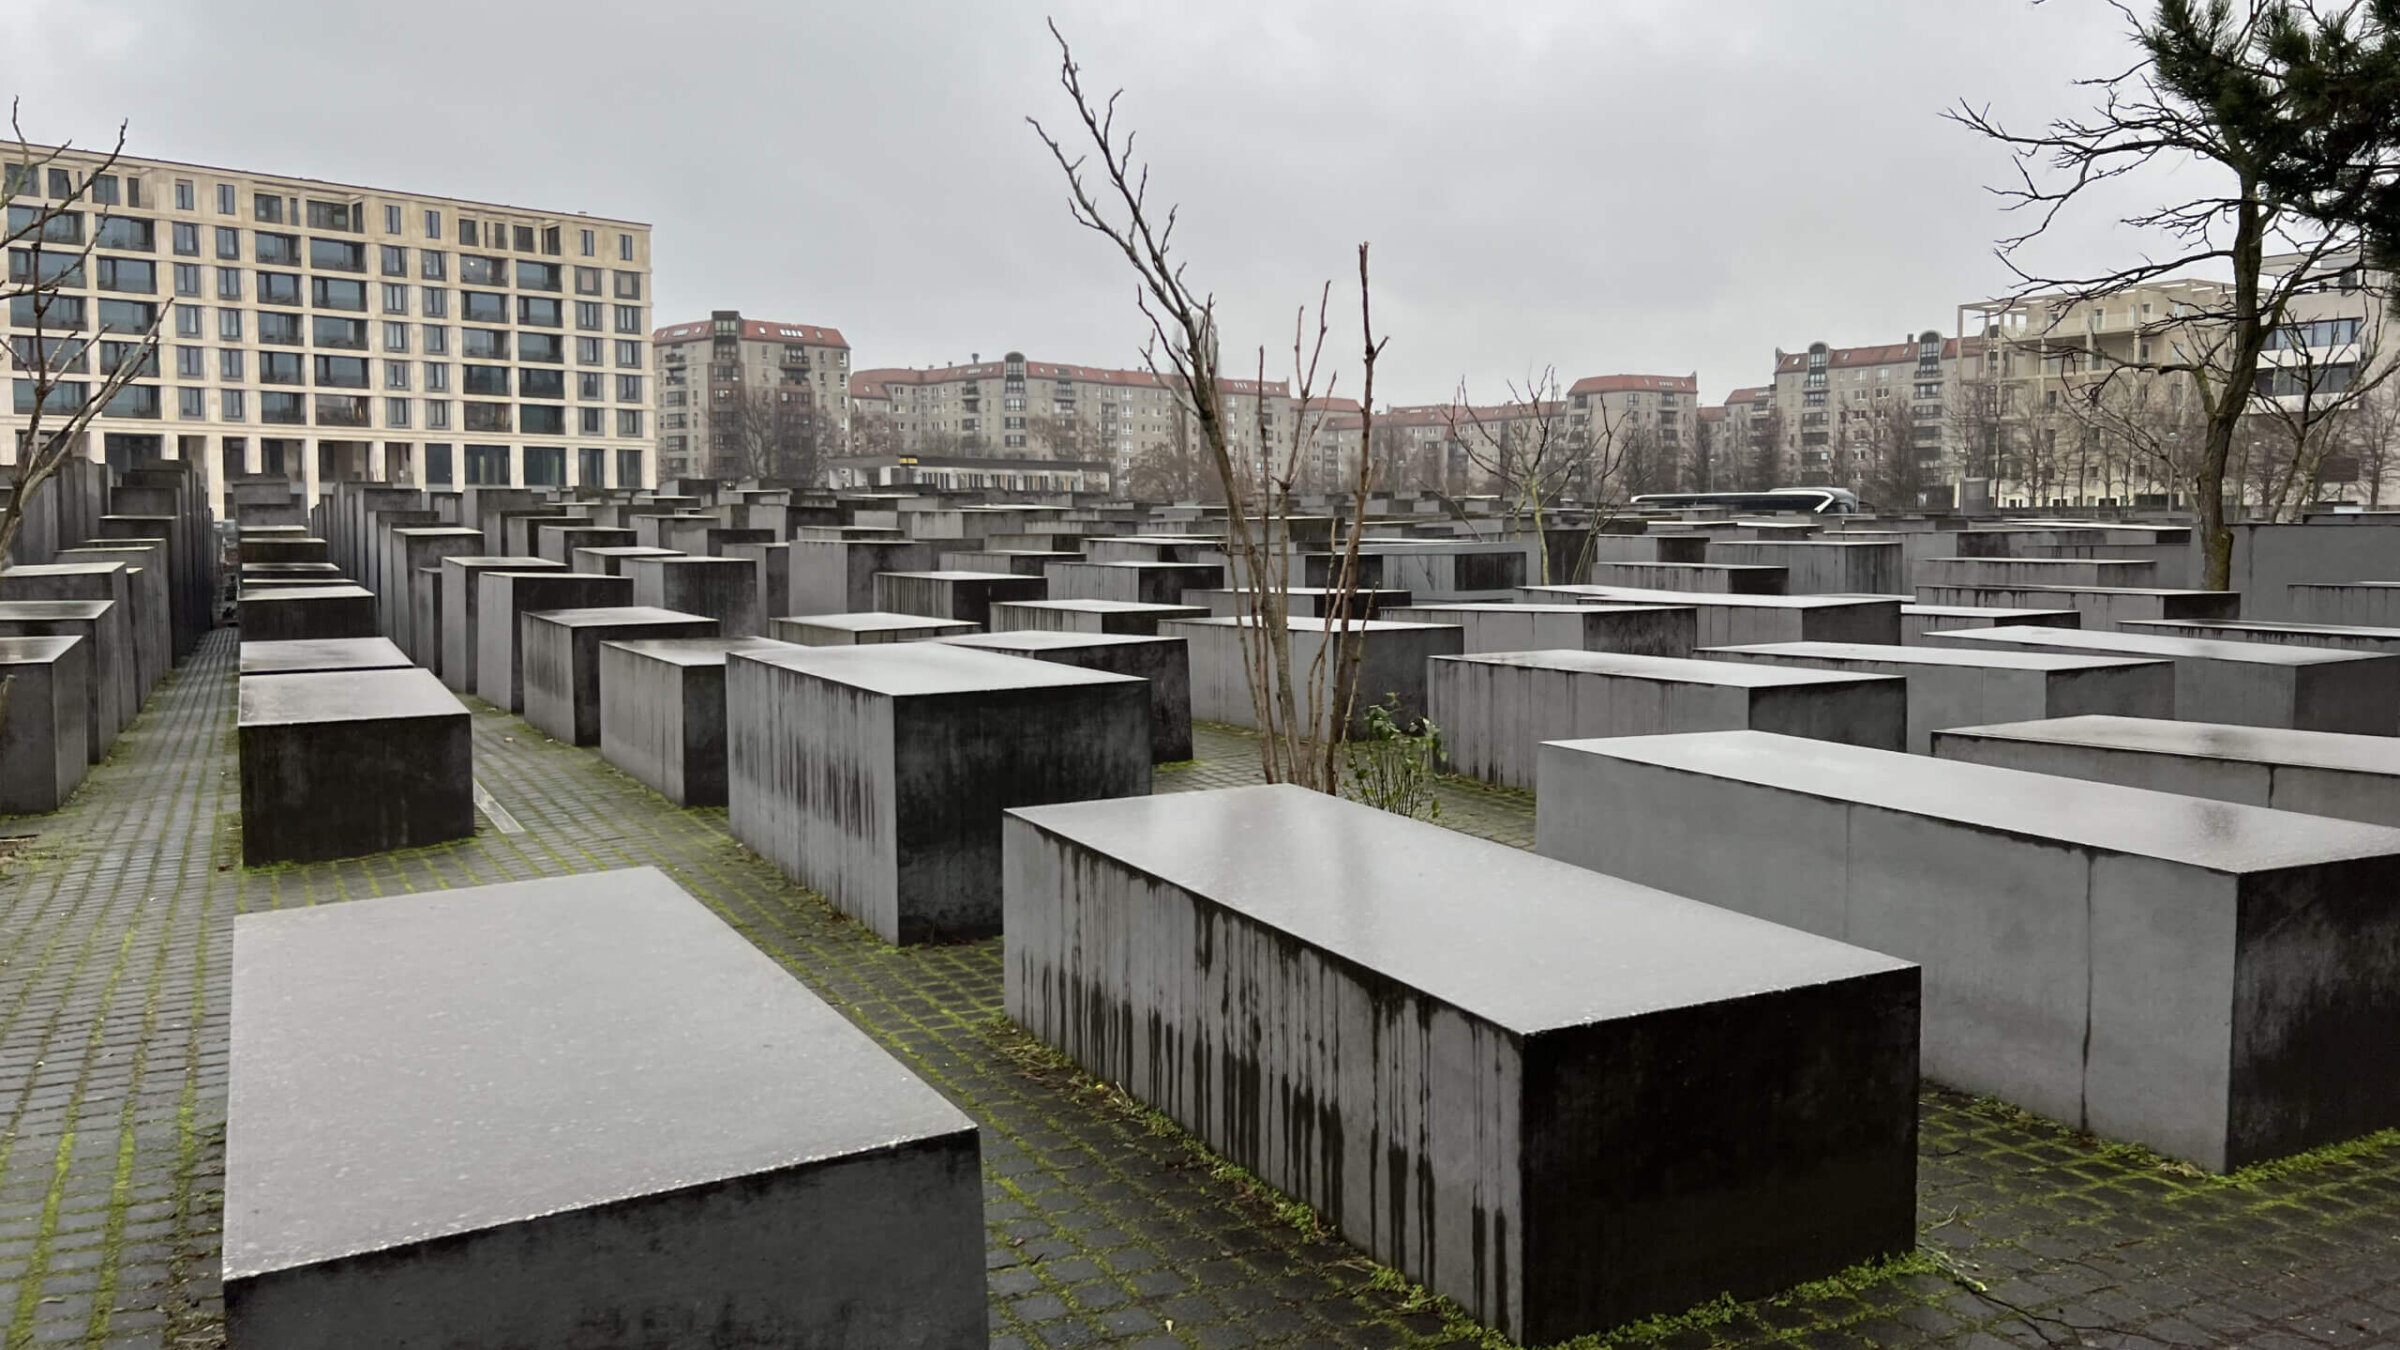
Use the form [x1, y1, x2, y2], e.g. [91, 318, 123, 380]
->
[1956, 254, 2394, 508]
[846, 351, 1292, 486]
[1764, 333, 1979, 500]
[4, 146, 654, 514]
[653, 311, 849, 480]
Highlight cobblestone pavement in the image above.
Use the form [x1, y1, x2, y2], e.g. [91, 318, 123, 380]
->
[2, 628, 2398, 1349]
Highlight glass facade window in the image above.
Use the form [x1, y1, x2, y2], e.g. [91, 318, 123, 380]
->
[613, 304, 641, 333]
[517, 296, 561, 328]
[173, 263, 202, 297]
[520, 368, 565, 399]
[88, 175, 119, 206]
[100, 340, 158, 378]
[521, 405, 564, 436]
[308, 238, 364, 272]
[313, 355, 369, 388]
[385, 360, 410, 389]
[462, 328, 508, 359]
[579, 407, 604, 434]
[615, 340, 642, 368]
[612, 272, 641, 300]
[311, 315, 367, 349]
[9, 293, 86, 329]
[423, 209, 441, 240]
[427, 400, 451, 429]
[258, 312, 303, 346]
[576, 301, 602, 331]
[519, 332, 563, 364]
[220, 388, 245, 420]
[385, 397, 410, 428]
[10, 249, 84, 287]
[512, 224, 535, 253]
[215, 226, 240, 260]
[383, 321, 409, 351]
[175, 345, 205, 378]
[93, 215, 153, 251]
[384, 204, 403, 235]
[381, 283, 409, 314]
[314, 394, 370, 427]
[95, 257, 157, 293]
[174, 180, 195, 211]
[617, 448, 642, 490]
[579, 230, 595, 258]
[255, 232, 298, 265]
[9, 335, 88, 372]
[310, 276, 367, 311]
[14, 378, 90, 414]
[576, 337, 601, 365]
[573, 266, 601, 295]
[461, 291, 506, 324]
[616, 409, 643, 437]
[419, 250, 447, 281]
[457, 217, 478, 246]
[616, 374, 642, 402]
[178, 387, 205, 419]
[459, 254, 505, 286]
[465, 443, 510, 485]
[462, 364, 510, 396]
[95, 299, 156, 334]
[577, 371, 601, 400]
[7, 203, 82, 244]
[464, 402, 511, 432]
[425, 442, 454, 484]
[174, 304, 202, 337]
[516, 260, 561, 291]
[257, 272, 301, 306]
[618, 233, 633, 261]
[216, 307, 241, 340]
[305, 200, 355, 231]
[578, 446, 605, 487]
[259, 351, 303, 384]
[172, 222, 199, 256]
[102, 384, 162, 419]
[380, 244, 407, 277]
[219, 348, 243, 381]
[523, 445, 565, 485]
[423, 326, 448, 355]
[215, 184, 236, 215]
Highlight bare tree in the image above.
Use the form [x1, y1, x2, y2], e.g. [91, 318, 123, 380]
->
[2248, 299, 2397, 517]
[1951, 1, 2389, 585]
[1442, 369, 1592, 583]
[1125, 398, 1215, 501]
[709, 385, 833, 485]
[1856, 395, 1930, 508]
[1031, 22, 1386, 792]
[1, 112, 167, 729]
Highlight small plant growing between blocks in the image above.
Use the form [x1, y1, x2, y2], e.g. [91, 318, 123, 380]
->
[1343, 696, 1442, 822]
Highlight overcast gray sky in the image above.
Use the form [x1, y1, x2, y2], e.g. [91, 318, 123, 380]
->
[5, 0, 2171, 405]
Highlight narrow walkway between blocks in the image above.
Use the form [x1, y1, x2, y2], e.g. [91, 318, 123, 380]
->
[0, 626, 2395, 1349]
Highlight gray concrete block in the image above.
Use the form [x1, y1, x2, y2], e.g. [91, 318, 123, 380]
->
[570, 544, 682, 576]
[1699, 641, 2175, 752]
[942, 629, 1192, 762]
[474, 572, 631, 712]
[789, 539, 944, 614]
[408, 567, 443, 676]
[500, 510, 588, 559]
[724, 540, 792, 623]
[383, 527, 488, 658]
[0, 636, 86, 812]
[1914, 556, 2160, 589]
[1901, 603, 2081, 644]
[1933, 714, 2400, 828]
[0, 563, 136, 739]
[535, 524, 638, 566]
[1191, 586, 1415, 619]
[1084, 535, 1223, 564]
[1306, 541, 1531, 601]
[223, 868, 987, 1350]
[239, 637, 411, 677]
[1385, 602, 1699, 656]
[1912, 583, 2240, 632]
[988, 599, 1207, 636]
[875, 570, 1046, 628]
[727, 642, 1151, 944]
[1520, 585, 1902, 645]
[1535, 730, 2400, 1170]
[769, 612, 979, 645]
[1163, 615, 1465, 735]
[236, 667, 473, 865]
[600, 638, 792, 806]
[625, 555, 763, 638]
[237, 585, 377, 643]
[239, 536, 328, 565]
[2289, 581, 2400, 628]
[1587, 561, 1788, 593]
[1432, 650, 1905, 786]
[57, 544, 167, 696]
[1043, 560, 1224, 606]
[438, 556, 564, 696]
[941, 548, 1080, 577]
[1922, 625, 2397, 734]
[0, 600, 121, 761]
[1710, 540, 1902, 594]
[521, 607, 718, 745]
[1004, 785, 1918, 1342]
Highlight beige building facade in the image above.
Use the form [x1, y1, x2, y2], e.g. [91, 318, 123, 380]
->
[654, 312, 849, 480]
[1765, 333, 1978, 500]
[4, 146, 655, 514]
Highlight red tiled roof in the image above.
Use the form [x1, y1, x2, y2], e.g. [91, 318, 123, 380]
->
[1722, 385, 1772, 404]
[1697, 406, 1728, 422]
[1773, 336, 1985, 373]
[653, 318, 849, 347]
[1567, 373, 1698, 397]
[844, 360, 1289, 398]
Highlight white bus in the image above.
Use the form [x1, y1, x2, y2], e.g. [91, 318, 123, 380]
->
[1627, 487, 1863, 516]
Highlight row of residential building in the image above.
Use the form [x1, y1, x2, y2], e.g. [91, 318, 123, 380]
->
[12, 143, 2390, 516]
